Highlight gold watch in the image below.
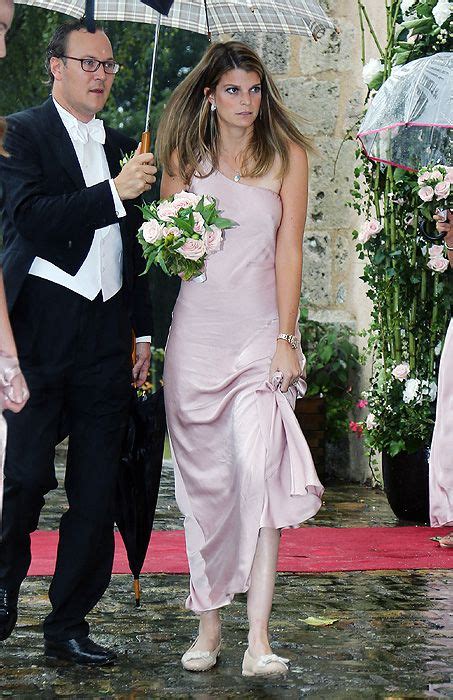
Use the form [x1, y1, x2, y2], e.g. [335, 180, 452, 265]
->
[277, 333, 299, 349]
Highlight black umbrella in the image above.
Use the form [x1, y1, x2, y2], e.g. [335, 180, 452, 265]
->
[115, 386, 166, 606]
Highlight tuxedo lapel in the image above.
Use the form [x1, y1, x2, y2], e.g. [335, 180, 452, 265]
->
[41, 98, 85, 190]
[103, 133, 122, 180]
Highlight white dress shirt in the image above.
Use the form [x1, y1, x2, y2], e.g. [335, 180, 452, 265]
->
[29, 99, 125, 302]
[29, 99, 151, 344]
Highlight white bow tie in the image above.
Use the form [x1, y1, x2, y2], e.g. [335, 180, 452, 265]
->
[71, 118, 105, 145]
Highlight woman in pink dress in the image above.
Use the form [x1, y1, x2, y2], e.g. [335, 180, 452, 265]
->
[429, 209, 453, 547]
[157, 41, 323, 676]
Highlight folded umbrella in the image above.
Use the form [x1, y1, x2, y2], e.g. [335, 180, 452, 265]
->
[115, 386, 166, 606]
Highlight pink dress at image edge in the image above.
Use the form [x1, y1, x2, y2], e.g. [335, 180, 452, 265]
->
[429, 318, 453, 527]
[164, 168, 324, 613]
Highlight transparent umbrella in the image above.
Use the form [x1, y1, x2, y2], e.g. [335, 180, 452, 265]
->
[357, 52, 453, 172]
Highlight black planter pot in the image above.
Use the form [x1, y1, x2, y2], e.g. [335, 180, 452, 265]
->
[382, 447, 430, 524]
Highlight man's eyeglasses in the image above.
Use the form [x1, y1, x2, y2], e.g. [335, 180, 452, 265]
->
[61, 56, 121, 75]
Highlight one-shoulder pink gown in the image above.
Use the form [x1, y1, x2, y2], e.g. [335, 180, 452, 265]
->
[429, 319, 453, 527]
[164, 170, 324, 613]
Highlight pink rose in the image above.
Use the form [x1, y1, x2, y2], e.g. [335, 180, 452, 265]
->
[428, 244, 444, 258]
[417, 171, 432, 185]
[418, 186, 434, 202]
[141, 219, 165, 244]
[444, 167, 453, 184]
[179, 237, 206, 261]
[157, 201, 179, 222]
[434, 181, 450, 200]
[427, 256, 449, 273]
[392, 362, 410, 381]
[172, 191, 202, 210]
[203, 225, 222, 254]
[431, 169, 443, 181]
[193, 212, 206, 235]
[357, 218, 383, 243]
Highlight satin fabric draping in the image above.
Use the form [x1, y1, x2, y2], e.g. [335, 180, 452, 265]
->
[164, 169, 324, 613]
[429, 319, 453, 527]
[0, 354, 22, 532]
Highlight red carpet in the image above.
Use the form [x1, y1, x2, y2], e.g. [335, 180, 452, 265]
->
[28, 527, 453, 576]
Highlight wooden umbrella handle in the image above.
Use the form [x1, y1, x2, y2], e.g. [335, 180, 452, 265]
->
[141, 131, 151, 154]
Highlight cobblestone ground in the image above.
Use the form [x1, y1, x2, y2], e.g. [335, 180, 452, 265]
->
[1, 442, 452, 698]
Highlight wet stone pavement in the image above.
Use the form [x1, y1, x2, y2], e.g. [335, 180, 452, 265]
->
[1, 443, 452, 698]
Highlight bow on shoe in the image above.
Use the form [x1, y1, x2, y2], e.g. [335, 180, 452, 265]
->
[256, 654, 290, 670]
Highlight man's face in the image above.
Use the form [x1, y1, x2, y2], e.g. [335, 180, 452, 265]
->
[51, 28, 116, 122]
[0, 0, 14, 59]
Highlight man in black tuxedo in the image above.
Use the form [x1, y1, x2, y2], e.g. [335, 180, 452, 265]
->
[0, 19, 156, 664]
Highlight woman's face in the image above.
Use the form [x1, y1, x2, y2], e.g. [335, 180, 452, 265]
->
[207, 68, 262, 129]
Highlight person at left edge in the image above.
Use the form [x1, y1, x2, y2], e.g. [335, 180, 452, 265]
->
[0, 19, 156, 665]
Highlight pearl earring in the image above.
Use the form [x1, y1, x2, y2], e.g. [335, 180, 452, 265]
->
[211, 103, 216, 112]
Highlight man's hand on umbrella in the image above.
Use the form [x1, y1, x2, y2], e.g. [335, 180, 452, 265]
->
[115, 146, 157, 200]
[133, 342, 151, 387]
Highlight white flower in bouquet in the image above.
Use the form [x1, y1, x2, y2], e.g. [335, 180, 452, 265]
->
[141, 220, 165, 244]
[432, 0, 452, 27]
[362, 58, 383, 86]
[179, 238, 206, 261]
[403, 377, 420, 403]
[203, 225, 223, 254]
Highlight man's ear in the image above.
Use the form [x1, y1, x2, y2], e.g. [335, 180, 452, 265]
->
[50, 56, 64, 82]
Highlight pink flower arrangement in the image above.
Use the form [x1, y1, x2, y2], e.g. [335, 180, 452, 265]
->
[357, 218, 383, 244]
[138, 191, 235, 281]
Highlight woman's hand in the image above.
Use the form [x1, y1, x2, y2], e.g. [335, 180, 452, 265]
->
[269, 340, 302, 393]
[2, 370, 29, 413]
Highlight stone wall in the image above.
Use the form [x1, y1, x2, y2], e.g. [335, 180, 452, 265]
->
[238, 2, 387, 481]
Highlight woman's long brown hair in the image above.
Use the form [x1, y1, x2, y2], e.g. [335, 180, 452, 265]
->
[156, 40, 311, 185]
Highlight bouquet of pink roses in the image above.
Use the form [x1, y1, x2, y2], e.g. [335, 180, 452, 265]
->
[138, 191, 235, 281]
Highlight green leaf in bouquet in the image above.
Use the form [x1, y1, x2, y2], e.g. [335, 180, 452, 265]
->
[171, 217, 195, 235]
[212, 216, 237, 229]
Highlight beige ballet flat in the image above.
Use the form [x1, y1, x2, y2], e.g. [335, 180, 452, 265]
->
[242, 648, 290, 677]
[181, 637, 221, 672]
[439, 532, 453, 548]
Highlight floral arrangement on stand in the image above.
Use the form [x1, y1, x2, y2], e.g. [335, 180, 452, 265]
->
[350, 1, 452, 468]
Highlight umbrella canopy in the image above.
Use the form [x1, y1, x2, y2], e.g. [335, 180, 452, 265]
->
[357, 52, 453, 172]
[15, 0, 335, 39]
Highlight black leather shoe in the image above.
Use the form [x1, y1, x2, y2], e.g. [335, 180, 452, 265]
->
[44, 637, 117, 666]
[0, 588, 18, 641]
